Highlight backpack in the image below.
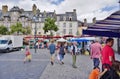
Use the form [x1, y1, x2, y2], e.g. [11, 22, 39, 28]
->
[59, 46, 65, 55]
[100, 64, 120, 79]
[72, 45, 76, 55]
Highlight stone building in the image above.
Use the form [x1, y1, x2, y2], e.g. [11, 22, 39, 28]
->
[0, 4, 79, 36]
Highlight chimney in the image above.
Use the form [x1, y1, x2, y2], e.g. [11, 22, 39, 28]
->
[54, 10, 56, 14]
[92, 17, 96, 24]
[32, 4, 37, 15]
[37, 9, 40, 14]
[73, 9, 76, 12]
[44, 10, 46, 17]
[73, 9, 76, 15]
[2, 5, 8, 14]
[84, 18, 87, 24]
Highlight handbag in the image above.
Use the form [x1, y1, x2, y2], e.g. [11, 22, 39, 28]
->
[26, 51, 30, 56]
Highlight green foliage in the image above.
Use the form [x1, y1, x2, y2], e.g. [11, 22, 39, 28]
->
[10, 22, 32, 35]
[43, 17, 58, 36]
[10, 22, 23, 34]
[23, 26, 31, 35]
[0, 25, 8, 35]
[26, 26, 31, 34]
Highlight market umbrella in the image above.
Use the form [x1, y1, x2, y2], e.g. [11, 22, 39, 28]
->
[83, 10, 120, 38]
[57, 38, 67, 42]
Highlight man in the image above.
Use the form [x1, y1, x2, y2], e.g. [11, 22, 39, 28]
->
[101, 38, 115, 67]
[90, 38, 102, 68]
[48, 40, 56, 65]
[71, 42, 78, 68]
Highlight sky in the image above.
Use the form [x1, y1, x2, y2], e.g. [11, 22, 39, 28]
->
[0, 0, 119, 23]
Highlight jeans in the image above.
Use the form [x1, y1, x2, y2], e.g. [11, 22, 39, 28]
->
[93, 58, 100, 68]
[59, 54, 64, 61]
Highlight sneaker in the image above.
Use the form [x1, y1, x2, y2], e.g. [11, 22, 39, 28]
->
[62, 62, 64, 64]
[28, 60, 31, 62]
[51, 61, 54, 65]
[24, 61, 26, 64]
[72, 65, 77, 68]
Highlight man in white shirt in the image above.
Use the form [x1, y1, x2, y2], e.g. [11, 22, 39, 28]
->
[71, 42, 78, 68]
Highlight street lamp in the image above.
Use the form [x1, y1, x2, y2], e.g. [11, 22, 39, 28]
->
[33, 15, 39, 53]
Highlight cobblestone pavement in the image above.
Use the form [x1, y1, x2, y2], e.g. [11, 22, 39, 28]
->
[39, 51, 120, 79]
[39, 53, 92, 79]
[0, 49, 50, 79]
[0, 49, 120, 79]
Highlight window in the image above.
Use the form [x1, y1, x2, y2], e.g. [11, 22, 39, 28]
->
[51, 14, 53, 17]
[63, 29, 66, 34]
[40, 14, 42, 17]
[26, 13, 29, 17]
[5, 18, 8, 21]
[13, 17, 15, 20]
[13, 12, 16, 15]
[69, 23, 72, 27]
[69, 29, 72, 34]
[22, 17, 24, 21]
[0, 40, 8, 44]
[39, 24, 41, 29]
[57, 16, 60, 21]
[63, 23, 66, 27]
[63, 16, 66, 21]
[39, 18, 41, 22]
[57, 22, 60, 26]
[39, 32, 41, 35]
[8, 40, 12, 45]
[25, 23, 28, 26]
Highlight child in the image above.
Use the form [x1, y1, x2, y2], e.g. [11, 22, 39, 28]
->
[89, 67, 107, 79]
[24, 46, 32, 63]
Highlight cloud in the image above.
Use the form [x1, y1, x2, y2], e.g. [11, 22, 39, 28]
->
[0, 0, 119, 22]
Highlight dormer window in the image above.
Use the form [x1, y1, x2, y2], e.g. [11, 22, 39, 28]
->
[69, 17, 72, 21]
[63, 16, 66, 21]
[13, 12, 17, 15]
[40, 14, 42, 17]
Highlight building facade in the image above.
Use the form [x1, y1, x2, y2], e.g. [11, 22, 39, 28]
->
[0, 4, 79, 36]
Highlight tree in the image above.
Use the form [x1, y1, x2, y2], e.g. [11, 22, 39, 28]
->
[10, 22, 23, 34]
[23, 26, 31, 35]
[0, 25, 8, 35]
[26, 26, 31, 34]
[43, 17, 58, 36]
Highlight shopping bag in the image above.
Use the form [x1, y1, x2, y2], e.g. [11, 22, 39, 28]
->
[57, 54, 60, 60]
[27, 55, 32, 60]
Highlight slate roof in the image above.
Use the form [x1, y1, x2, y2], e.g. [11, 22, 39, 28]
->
[0, 6, 78, 22]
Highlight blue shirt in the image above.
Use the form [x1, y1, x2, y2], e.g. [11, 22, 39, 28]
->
[48, 43, 56, 54]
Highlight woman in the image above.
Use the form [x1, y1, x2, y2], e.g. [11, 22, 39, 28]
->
[58, 43, 66, 65]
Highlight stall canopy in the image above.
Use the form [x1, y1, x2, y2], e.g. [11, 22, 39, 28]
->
[83, 10, 120, 38]
[69, 37, 95, 42]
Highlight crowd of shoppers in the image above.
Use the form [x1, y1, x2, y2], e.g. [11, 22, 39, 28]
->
[48, 38, 120, 79]
[25, 37, 120, 79]
[89, 38, 120, 79]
